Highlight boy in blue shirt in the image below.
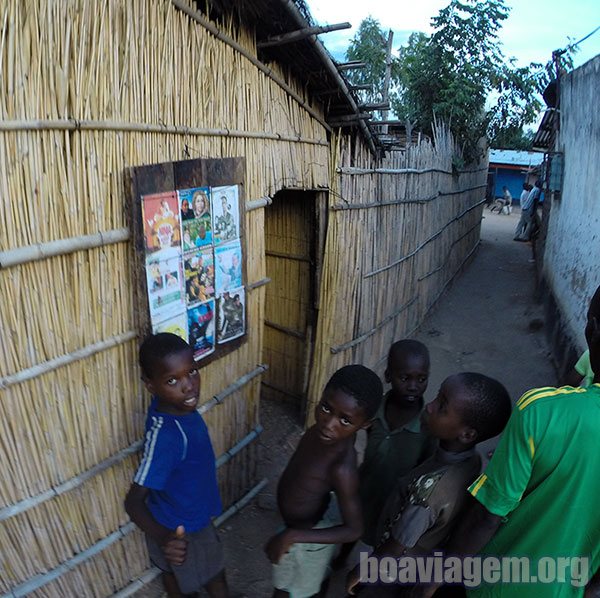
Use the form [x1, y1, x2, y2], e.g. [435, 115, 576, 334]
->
[125, 333, 228, 597]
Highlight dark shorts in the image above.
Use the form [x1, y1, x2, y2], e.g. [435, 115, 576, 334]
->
[146, 523, 225, 594]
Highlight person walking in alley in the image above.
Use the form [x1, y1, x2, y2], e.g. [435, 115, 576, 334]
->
[490, 187, 512, 215]
[514, 180, 542, 241]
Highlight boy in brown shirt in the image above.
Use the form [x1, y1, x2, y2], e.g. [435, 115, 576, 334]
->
[347, 372, 512, 596]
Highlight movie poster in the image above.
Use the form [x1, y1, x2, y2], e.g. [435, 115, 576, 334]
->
[178, 187, 213, 249]
[153, 312, 188, 342]
[211, 185, 240, 245]
[142, 192, 181, 253]
[136, 165, 247, 355]
[145, 249, 185, 324]
[217, 286, 245, 344]
[214, 240, 242, 294]
[187, 301, 216, 360]
[184, 248, 215, 306]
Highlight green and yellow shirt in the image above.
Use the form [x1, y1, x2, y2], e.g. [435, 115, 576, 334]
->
[468, 384, 600, 597]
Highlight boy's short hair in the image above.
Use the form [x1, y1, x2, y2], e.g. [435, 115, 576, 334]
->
[388, 339, 430, 369]
[139, 333, 192, 379]
[455, 373, 512, 442]
[324, 365, 383, 419]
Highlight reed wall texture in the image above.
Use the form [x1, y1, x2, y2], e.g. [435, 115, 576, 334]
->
[0, 0, 328, 595]
[0, 0, 486, 595]
[306, 130, 487, 417]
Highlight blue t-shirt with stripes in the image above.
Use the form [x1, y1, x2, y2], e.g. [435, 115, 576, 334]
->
[134, 398, 222, 532]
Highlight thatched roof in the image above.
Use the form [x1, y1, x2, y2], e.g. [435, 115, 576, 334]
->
[204, 0, 378, 151]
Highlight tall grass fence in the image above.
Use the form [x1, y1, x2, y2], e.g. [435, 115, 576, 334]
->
[306, 130, 487, 416]
[0, 0, 328, 595]
[0, 0, 486, 595]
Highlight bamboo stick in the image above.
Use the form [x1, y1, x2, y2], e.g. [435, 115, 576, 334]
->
[363, 198, 486, 279]
[0, 332, 137, 389]
[0, 228, 129, 269]
[0, 118, 327, 145]
[336, 166, 488, 175]
[330, 298, 417, 354]
[245, 196, 273, 211]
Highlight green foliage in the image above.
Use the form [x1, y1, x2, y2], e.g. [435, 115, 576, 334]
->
[344, 0, 577, 161]
[491, 127, 535, 150]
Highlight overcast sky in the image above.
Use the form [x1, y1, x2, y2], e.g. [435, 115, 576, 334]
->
[304, 0, 600, 69]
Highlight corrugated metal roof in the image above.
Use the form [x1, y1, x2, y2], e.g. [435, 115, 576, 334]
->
[489, 149, 545, 167]
[532, 108, 558, 151]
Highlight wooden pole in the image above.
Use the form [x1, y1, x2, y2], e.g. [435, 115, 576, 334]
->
[257, 23, 351, 49]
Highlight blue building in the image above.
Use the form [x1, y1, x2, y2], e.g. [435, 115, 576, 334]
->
[488, 149, 544, 204]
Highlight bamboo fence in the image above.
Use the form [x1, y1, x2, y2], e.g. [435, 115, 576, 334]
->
[0, 0, 488, 594]
[305, 128, 487, 418]
[0, 0, 329, 594]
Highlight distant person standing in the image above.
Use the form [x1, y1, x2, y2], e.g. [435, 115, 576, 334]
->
[519, 182, 532, 207]
[514, 180, 542, 241]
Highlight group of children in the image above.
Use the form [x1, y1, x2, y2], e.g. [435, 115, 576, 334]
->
[125, 331, 517, 598]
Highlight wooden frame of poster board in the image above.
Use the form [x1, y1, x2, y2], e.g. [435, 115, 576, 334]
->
[127, 157, 247, 367]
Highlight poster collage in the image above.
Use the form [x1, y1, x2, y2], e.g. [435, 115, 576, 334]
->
[142, 185, 245, 360]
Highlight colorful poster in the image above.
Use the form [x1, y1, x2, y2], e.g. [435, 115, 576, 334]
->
[214, 240, 242, 294]
[212, 185, 240, 245]
[188, 301, 216, 360]
[142, 192, 181, 253]
[153, 312, 188, 342]
[179, 187, 213, 249]
[146, 249, 185, 324]
[217, 287, 245, 344]
[184, 248, 215, 305]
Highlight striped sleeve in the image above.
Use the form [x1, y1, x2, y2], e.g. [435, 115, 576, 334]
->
[468, 397, 534, 517]
[134, 416, 180, 489]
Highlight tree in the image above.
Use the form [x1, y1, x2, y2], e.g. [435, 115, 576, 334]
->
[389, 0, 574, 161]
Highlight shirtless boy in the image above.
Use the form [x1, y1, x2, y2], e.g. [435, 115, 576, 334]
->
[265, 365, 383, 598]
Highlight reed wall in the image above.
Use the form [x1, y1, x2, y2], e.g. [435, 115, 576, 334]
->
[0, 0, 486, 594]
[306, 129, 487, 417]
[0, 0, 328, 595]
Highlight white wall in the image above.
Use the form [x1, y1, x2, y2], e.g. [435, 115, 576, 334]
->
[543, 55, 600, 349]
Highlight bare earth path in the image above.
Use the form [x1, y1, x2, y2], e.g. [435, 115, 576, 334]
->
[166, 209, 557, 597]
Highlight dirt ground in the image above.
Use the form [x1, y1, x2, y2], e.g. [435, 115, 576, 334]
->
[144, 208, 557, 597]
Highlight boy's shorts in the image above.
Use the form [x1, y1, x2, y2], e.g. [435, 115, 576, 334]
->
[272, 495, 342, 598]
[146, 523, 224, 594]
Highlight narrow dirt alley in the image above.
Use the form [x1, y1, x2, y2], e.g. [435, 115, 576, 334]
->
[199, 208, 557, 597]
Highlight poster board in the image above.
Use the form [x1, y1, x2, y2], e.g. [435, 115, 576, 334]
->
[128, 157, 247, 364]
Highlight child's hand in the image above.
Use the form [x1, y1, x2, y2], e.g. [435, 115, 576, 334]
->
[161, 525, 187, 566]
[346, 564, 362, 595]
[264, 529, 294, 564]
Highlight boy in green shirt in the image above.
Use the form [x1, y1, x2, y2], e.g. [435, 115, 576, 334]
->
[421, 287, 600, 597]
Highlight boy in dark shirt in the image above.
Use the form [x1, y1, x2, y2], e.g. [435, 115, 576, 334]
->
[125, 333, 228, 597]
[359, 340, 434, 547]
[266, 365, 383, 597]
[347, 372, 512, 596]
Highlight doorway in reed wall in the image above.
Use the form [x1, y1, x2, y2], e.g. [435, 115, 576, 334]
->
[262, 190, 322, 420]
